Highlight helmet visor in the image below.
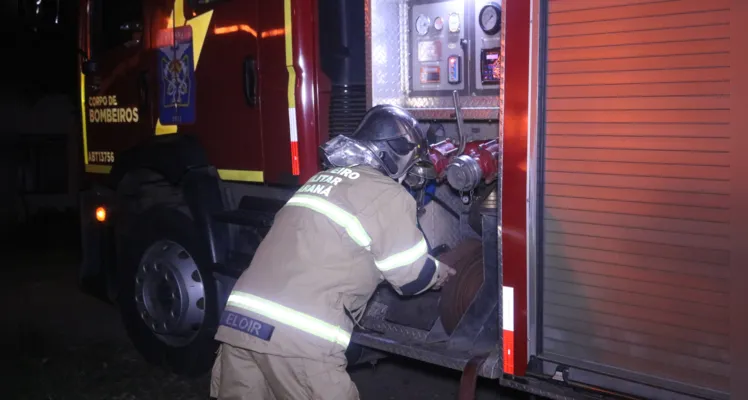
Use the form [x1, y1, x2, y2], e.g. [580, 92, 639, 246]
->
[386, 136, 418, 156]
[320, 135, 382, 169]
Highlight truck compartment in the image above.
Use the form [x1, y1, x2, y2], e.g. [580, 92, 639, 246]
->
[528, 1, 733, 399]
[354, 199, 502, 378]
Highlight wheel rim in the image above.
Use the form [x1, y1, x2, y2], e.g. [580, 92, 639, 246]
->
[135, 240, 205, 347]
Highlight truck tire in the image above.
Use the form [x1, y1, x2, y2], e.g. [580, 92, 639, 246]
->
[117, 206, 220, 377]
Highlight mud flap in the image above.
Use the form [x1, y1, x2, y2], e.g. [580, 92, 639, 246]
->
[79, 186, 117, 301]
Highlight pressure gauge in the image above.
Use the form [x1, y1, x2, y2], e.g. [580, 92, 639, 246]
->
[415, 14, 430, 36]
[434, 16, 444, 32]
[479, 3, 501, 35]
[448, 12, 460, 33]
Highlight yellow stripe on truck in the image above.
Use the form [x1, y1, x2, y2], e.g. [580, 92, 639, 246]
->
[80, 72, 89, 164]
[85, 164, 112, 174]
[284, 0, 295, 107]
[186, 9, 213, 68]
[217, 169, 264, 183]
[284, 0, 300, 175]
[155, 120, 178, 135]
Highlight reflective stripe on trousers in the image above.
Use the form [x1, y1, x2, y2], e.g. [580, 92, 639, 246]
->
[227, 291, 351, 348]
[285, 194, 428, 272]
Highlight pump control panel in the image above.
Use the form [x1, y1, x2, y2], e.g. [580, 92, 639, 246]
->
[481, 48, 501, 84]
[410, 1, 466, 94]
[473, 1, 502, 92]
[448, 55, 461, 84]
[368, 0, 502, 120]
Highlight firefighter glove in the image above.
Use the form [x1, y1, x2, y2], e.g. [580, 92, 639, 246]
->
[431, 258, 456, 290]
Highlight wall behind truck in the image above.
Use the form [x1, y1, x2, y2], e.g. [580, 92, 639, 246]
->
[526, 0, 748, 399]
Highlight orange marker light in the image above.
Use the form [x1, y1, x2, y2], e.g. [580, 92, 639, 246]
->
[95, 207, 107, 223]
[261, 28, 285, 38]
[214, 24, 257, 37]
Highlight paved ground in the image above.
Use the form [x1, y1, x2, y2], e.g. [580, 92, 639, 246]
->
[0, 213, 529, 400]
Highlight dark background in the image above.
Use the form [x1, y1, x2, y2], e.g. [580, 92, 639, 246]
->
[0, 0, 80, 232]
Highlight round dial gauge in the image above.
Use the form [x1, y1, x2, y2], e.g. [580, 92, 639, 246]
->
[448, 12, 460, 33]
[434, 16, 444, 31]
[415, 14, 430, 36]
[479, 3, 501, 35]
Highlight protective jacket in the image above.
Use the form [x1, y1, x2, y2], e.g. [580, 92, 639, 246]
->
[215, 165, 439, 364]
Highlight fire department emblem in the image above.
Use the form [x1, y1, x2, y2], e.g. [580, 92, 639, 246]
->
[161, 51, 191, 108]
[155, 25, 197, 125]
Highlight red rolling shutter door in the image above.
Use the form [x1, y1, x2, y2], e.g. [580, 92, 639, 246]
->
[541, 0, 731, 396]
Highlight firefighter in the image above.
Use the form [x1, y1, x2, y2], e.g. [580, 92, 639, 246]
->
[210, 104, 456, 400]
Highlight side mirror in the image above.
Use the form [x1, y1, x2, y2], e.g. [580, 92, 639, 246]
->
[78, 48, 88, 62]
[120, 21, 144, 47]
[82, 59, 98, 76]
[120, 21, 143, 32]
[78, 48, 97, 75]
[189, 0, 224, 6]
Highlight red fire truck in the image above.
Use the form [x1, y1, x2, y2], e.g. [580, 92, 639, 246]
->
[77, 0, 748, 399]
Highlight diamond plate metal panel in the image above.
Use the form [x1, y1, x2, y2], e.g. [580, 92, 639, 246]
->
[351, 331, 503, 378]
[366, 0, 501, 119]
[360, 308, 432, 343]
[418, 184, 479, 251]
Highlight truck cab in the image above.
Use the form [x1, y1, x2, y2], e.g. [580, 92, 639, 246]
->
[78, 0, 354, 183]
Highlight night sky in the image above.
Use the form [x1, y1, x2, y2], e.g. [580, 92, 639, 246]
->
[4, 0, 78, 105]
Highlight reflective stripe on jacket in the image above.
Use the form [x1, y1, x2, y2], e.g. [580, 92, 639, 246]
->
[215, 165, 438, 362]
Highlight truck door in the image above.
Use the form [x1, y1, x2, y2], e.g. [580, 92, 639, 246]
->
[175, 0, 263, 179]
[83, 0, 152, 170]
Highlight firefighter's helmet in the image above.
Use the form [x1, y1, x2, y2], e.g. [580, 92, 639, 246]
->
[321, 105, 435, 181]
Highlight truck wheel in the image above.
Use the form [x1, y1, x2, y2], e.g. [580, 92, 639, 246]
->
[117, 207, 219, 377]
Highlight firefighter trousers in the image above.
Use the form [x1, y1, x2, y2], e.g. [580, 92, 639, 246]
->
[210, 343, 360, 400]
